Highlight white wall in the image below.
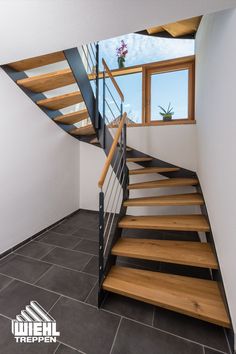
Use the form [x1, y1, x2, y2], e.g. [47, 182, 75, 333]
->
[79, 125, 199, 217]
[0, 0, 235, 64]
[0, 68, 80, 254]
[127, 125, 197, 171]
[195, 8, 236, 337]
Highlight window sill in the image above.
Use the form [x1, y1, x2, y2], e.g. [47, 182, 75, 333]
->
[127, 120, 196, 127]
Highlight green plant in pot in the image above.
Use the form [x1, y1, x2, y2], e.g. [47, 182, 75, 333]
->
[158, 103, 174, 121]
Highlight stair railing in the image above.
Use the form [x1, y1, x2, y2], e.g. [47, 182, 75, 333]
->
[98, 111, 129, 306]
[78, 42, 99, 128]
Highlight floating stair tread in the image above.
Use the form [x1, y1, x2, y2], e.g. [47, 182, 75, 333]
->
[127, 157, 153, 162]
[112, 238, 218, 269]
[126, 147, 132, 151]
[37, 91, 83, 110]
[103, 266, 230, 327]
[8, 51, 65, 71]
[123, 193, 204, 207]
[129, 167, 179, 175]
[128, 178, 198, 190]
[118, 215, 210, 232]
[17, 69, 75, 92]
[70, 124, 95, 136]
[54, 109, 88, 125]
[90, 137, 99, 144]
[162, 17, 202, 38]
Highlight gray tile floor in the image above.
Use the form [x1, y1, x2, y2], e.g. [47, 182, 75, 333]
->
[0, 210, 231, 354]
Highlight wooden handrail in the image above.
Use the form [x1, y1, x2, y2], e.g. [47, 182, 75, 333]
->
[102, 58, 124, 102]
[98, 112, 127, 188]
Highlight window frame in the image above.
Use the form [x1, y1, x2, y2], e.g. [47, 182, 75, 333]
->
[96, 55, 195, 127]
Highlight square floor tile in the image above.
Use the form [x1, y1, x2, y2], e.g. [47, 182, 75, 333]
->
[74, 239, 98, 256]
[72, 227, 98, 241]
[102, 293, 154, 325]
[0, 254, 52, 283]
[15, 241, 55, 259]
[36, 266, 97, 302]
[0, 280, 59, 318]
[37, 232, 81, 250]
[42, 247, 92, 272]
[52, 219, 81, 235]
[0, 273, 13, 291]
[111, 318, 203, 354]
[0, 315, 58, 354]
[82, 256, 98, 277]
[51, 296, 120, 354]
[153, 307, 229, 353]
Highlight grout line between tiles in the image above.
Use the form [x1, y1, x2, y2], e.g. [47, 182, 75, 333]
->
[33, 264, 55, 285]
[57, 340, 86, 354]
[109, 316, 122, 354]
[84, 279, 98, 304]
[34, 238, 98, 257]
[48, 295, 62, 314]
[53, 342, 61, 354]
[9, 253, 97, 279]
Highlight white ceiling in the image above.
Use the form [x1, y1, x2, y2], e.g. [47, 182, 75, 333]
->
[0, 0, 236, 64]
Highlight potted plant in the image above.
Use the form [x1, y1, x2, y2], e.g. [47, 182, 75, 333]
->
[116, 40, 128, 69]
[158, 103, 174, 121]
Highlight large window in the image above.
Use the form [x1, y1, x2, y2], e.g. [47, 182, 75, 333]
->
[143, 57, 195, 124]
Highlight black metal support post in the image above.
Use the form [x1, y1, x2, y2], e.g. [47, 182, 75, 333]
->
[98, 191, 105, 307]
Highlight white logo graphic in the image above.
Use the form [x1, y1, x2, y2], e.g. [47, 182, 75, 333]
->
[11, 301, 60, 343]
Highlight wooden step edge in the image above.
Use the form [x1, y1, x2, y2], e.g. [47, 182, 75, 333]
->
[127, 178, 199, 190]
[54, 109, 88, 125]
[127, 157, 153, 162]
[103, 266, 230, 328]
[112, 238, 218, 269]
[118, 215, 210, 232]
[16, 68, 75, 93]
[70, 124, 95, 136]
[123, 193, 204, 207]
[8, 51, 65, 71]
[129, 167, 180, 175]
[37, 91, 83, 110]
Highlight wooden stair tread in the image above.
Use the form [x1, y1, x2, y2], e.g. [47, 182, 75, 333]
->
[123, 193, 204, 207]
[90, 137, 99, 144]
[118, 215, 210, 232]
[128, 178, 198, 190]
[54, 109, 88, 125]
[17, 69, 75, 92]
[8, 51, 65, 71]
[103, 266, 230, 327]
[127, 157, 153, 162]
[129, 167, 179, 175]
[70, 124, 95, 136]
[112, 238, 218, 269]
[162, 17, 202, 38]
[37, 91, 83, 110]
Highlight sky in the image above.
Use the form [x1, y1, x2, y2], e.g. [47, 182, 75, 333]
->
[99, 33, 195, 123]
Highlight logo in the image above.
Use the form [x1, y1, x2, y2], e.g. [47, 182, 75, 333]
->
[11, 301, 60, 343]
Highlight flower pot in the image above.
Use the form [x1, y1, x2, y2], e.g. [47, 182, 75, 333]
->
[118, 57, 125, 69]
[163, 114, 172, 121]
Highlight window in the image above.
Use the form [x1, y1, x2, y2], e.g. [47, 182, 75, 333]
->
[150, 70, 189, 121]
[143, 57, 195, 124]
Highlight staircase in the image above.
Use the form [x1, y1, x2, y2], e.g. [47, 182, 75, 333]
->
[2, 45, 231, 331]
